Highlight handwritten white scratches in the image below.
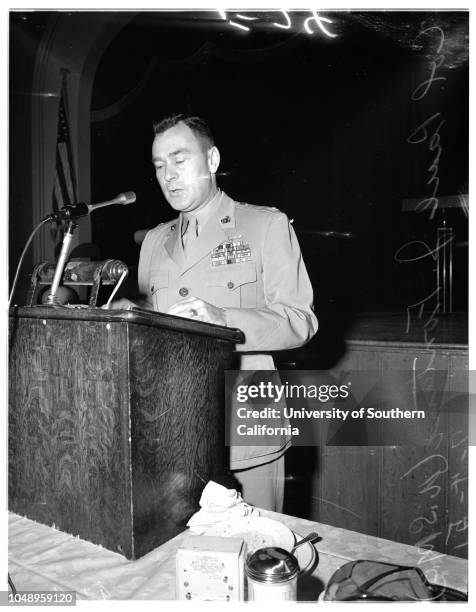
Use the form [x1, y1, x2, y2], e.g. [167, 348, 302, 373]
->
[217, 9, 338, 38]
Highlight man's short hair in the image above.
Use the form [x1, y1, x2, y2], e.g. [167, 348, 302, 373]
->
[152, 114, 215, 150]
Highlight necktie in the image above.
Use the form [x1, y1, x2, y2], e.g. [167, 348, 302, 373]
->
[182, 217, 199, 253]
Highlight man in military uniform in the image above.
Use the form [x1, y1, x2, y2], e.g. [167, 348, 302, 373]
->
[108, 114, 317, 511]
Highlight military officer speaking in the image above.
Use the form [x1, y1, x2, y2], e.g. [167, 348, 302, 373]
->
[106, 114, 318, 511]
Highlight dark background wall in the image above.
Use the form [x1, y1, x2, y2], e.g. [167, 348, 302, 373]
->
[10, 11, 469, 315]
[9, 12, 51, 300]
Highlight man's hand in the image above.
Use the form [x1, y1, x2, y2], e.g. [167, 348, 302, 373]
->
[102, 298, 138, 310]
[167, 296, 227, 326]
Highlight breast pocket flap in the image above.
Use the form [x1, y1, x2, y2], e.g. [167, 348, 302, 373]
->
[207, 264, 257, 291]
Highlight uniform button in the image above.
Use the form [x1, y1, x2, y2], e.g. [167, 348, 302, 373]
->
[227, 281, 234, 289]
[221, 216, 231, 224]
[179, 287, 189, 297]
[171, 224, 176, 231]
[150, 286, 154, 293]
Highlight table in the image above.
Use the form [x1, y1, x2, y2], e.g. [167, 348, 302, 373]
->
[8, 510, 467, 600]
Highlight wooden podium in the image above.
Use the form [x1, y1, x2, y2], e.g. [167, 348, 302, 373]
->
[9, 306, 243, 559]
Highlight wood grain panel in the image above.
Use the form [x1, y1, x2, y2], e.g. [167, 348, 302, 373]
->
[9, 311, 238, 559]
[312, 446, 380, 536]
[327, 348, 380, 445]
[129, 326, 235, 557]
[380, 350, 449, 555]
[306, 342, 468, 558]
[309, 349, 381, 536]
[445, 354, 468, 558]
[332, 346, 381, 371]
[9, 316, 133, 556]
[10, 305, 243, 343]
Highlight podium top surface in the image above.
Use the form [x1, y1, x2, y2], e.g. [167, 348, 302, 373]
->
[9, 305, 244, 344]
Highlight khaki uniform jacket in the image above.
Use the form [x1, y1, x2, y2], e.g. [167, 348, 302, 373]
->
[138, 191, 318, 469]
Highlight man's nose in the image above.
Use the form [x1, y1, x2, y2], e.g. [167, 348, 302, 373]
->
[164, 163, 178, 182]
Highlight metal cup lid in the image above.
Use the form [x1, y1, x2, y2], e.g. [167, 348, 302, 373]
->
[245, 547, 299, 583]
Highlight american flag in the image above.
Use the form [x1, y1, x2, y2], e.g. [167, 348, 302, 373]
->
[51, 69, 78, 246]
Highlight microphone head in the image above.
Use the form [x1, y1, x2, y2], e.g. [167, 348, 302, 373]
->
[117, 191, 136, 205]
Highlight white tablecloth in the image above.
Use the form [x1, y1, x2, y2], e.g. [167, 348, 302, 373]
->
[8, 510, 467, 600]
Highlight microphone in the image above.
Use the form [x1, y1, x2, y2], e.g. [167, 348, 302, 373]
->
[44, 191, 136, 222]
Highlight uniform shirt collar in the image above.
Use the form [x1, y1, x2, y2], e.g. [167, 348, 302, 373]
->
[180, 189, 224, 236]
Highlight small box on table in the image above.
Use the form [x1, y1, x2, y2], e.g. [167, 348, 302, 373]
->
[176, 534, 246, 601]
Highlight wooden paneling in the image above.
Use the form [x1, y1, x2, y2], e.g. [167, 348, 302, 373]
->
[302, 342, 468, 558]
[379, 351, 450, 555]
[9, 317, 133, 555]
[333, 347, 381, 372]
[446, 355, 468, 558]
[9, 308, 238, 559]
[311, 446, 380, 537]
[311, 348, 381, 536]
[128, 327, 235, 558]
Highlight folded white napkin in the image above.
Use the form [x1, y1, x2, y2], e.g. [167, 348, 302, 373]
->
[186, 481, 259, 534]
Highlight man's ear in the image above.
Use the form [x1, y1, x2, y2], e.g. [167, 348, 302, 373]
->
[207, 146, 220, 174]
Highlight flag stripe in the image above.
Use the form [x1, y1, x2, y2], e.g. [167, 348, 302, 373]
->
[55, 148, 69, 209]
[53, 174, 65, 210]
[58, 142, 75, 203]
[51, 72, 78, 235]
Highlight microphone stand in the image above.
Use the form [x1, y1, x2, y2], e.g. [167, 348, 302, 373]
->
[9, 192, 136, 307]
[46, 220, 77, 305]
